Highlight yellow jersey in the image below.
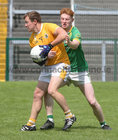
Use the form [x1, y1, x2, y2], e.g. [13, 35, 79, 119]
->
[29, 23, 70, 65]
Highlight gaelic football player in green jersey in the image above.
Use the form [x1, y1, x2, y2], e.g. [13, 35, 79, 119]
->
[40, 8, 111, 130]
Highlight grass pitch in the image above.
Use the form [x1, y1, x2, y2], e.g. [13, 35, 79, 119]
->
[0, 81, 118, 140]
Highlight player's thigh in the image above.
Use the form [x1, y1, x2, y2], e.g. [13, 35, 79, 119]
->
[48, 63, 70, 91]
[34, 80, 49, 97]
[48, 76, 64, 93]
[78, 83, 95, 102]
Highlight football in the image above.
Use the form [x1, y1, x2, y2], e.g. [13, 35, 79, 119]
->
[30, 45, 47, 63]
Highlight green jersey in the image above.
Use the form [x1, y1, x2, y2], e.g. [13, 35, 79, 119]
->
[64, 26, 88, 72]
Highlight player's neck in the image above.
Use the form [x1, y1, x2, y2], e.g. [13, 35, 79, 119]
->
[65, 25, 72, 33]
[34, 23, 41, 33]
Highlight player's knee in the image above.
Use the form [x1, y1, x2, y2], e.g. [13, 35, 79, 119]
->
[48, 88, 56, 97]
[33, 88, 44, 99]
[89, 99, 97, 107]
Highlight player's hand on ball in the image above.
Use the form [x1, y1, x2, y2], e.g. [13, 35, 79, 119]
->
[48, 51, 56, 59]
[39, 44, 53, 58]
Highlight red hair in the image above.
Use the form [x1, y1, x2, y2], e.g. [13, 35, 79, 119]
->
[60, 8, 74, 18]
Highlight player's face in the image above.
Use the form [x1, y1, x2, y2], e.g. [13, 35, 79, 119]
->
[24, 16, 36, 32]
[60, 13, 73, 31]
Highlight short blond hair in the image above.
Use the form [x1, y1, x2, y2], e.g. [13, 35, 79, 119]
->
[24, 11, 41, 23]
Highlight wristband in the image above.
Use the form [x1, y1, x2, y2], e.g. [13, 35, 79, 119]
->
[48, 44, 54, 49]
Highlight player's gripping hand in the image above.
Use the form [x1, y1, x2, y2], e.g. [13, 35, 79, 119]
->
[39, 44, 53, 58]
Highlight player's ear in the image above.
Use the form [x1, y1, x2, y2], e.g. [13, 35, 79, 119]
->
[72, 18, 74, 22]
[33, 19, 38, 24]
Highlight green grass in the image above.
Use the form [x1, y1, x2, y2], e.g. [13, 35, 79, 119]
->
[0, 81, 118, 140]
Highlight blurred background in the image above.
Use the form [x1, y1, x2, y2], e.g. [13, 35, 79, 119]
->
[0, 0, 118, 81]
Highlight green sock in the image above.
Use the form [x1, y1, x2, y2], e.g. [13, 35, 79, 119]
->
[47, 115, 53, 122]
[100, 121, 106, 126]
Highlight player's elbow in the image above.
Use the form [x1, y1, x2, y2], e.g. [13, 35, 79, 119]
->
[57, 27, 67, 40]
[61, 31, 67, 41]
[63, 30, 68, 38]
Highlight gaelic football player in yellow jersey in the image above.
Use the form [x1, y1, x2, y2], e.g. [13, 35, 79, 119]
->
[21, 11, 76, 131]
[29, 23, 69, 65]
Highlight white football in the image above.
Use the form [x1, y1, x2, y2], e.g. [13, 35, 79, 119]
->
[30, 45, 47, 63]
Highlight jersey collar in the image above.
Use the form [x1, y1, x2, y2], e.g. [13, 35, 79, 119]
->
[68, 26, 73, 34]
[37, 23, 43, 34]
